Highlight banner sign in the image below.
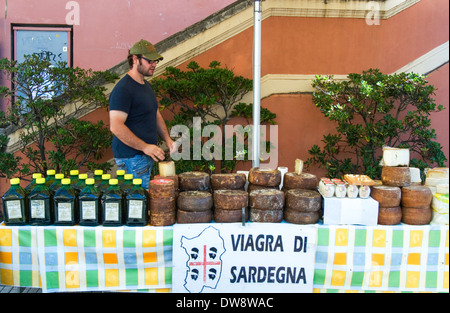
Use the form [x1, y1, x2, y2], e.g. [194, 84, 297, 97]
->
[172, 223, 318, 293]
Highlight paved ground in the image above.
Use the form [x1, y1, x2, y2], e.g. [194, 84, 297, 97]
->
[0, 285, 42, 293]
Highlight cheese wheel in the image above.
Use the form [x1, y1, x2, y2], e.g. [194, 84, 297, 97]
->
[213, 190, 248, 210]
[153, 175, 179, 190]
[248, 183, 278, 193]
[425, 177, 449, 187]
[158, 161, 176, 177]
[285, 189, 322, 212]
[149, 197, 176, 213]
[177, 209, 212, 224]
[249, 208, 283, 223]
[149, 210, 176, 226]
[381, 167, 411, 187]
[149, 179, 175, 198]
[426, 167, 449, 179]
[214, 207, 249, 223]
[401, 186, 433, 209]
[249, 189, 285, 210]
[402, 207, 432, 225]
[283, 172, 318, 190]
[370, 185, 401, 208]
[381, 147, 410, 167]
[248, 168, 281, 187]
[178, 171, 211, 191]
[211, 173, 247, 190]
[377, 206, 402, 225]
[177, 191, 213, 212]
[284, 209, 320, 225]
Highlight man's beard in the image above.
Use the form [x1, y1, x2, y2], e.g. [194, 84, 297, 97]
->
[137, 60, 154, 77]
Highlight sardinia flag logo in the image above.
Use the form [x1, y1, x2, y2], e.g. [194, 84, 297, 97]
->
[180, 226, 225, 293]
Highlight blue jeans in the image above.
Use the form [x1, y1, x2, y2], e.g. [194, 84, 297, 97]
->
[115, 154, 154, 189]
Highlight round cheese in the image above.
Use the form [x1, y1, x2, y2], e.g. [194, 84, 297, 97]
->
[248, 167, 281, 187]
[401, 186, 432, 209]
[177, 209, 212, 224]
[214, 207, 248, 223]
[213, 190, 248, 210]
[381, 167, 411, 187]
[402, 206, 432, 225]
[211, 173, 247, 190]
[149, 197, 176, 214]
[149, 179, 175, 199]
[370, 185, 401, 208]
[177, 191, 213, 212]
[283, 172, 318, 190]
[249, 189, 285, 210]
[153, 175, 179, 190]
[178, 171, 211, 191]
[284, 209, 320, 225]
[285, 189, 322, 212]
[149, 210, 176, 226]
[377, 206, 402, 225]
[249, 208, 283, 223]
[158, 161, 176, 177]
[248, 183, 278, 193]
[381, 147, 410, 167]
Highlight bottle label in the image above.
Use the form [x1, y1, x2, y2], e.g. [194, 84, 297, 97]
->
[105, 202, 119, 221]
[57, 203, 72, 222]
[81, 201, 97, 220]
[6, 200, 23, 219]
[31, 200, 46, 219]
[128, 200, 143, 219]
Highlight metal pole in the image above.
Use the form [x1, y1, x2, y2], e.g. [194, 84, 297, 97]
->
[252, 0, 262, 168]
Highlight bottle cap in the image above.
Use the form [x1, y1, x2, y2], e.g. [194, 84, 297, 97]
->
[124, 174, 133, 180]
[85, 178, 95, 185]
[109, 179, 118, 185]
[94, 170, 103, 176]
[62, 178, 71, 185]
[79, 173, 88, 179]
[102, 174, 111, 180]
[116, 170, 125, 176]
[133, 179, 142, 185]
[47, 169, 56, 175]
[36, 178, 46, 184]
[55, 174, 65, 179]
[32, 173, 43, 179]
[10, 178, 20, 185]
[70, 170, 79, 176]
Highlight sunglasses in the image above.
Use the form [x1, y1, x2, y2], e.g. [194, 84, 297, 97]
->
[140, 56, 160, 65]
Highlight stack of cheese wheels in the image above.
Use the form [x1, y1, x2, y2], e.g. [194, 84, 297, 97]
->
[281, 172, 318, 192]
[211, 173, 248, 223]
[153, 174, 179, 198]
[249, 189, 284, 223]
[371, 185, 402, 225]
[401, 185, 433, 225]
[213, 190, 249, 223]
[284, 189, 321, 224]
[381, 147, 411, 187]
[149, 178, 176, 226]
[179, 171, 211, 191]
[247, 167, 281, 192]
[177, 191, 213, 223]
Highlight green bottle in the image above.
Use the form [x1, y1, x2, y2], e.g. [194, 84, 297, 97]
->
[126, 179, 149, 226]
[69, 170, 80, 188]
[54, 178, 78, 226]
[29, 178, 53, 225]
[116, 170, 125, 185]
[121, 174, 134, 195]
[74, 173, 88, 195]
[79, 178, 102, 226]
[94, 170, 104, 188]
[45, 169, 56, 187]
[50, 173, 65, 194]
[102, 179, 124, 226]
[2, 178, 28, 226]
[25, 173, 43, 195]
[98, 174, 111, 195]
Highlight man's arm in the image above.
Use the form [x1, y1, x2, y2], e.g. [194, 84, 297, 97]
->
[109, 110, 166, 162]
[156, 110, 176, 154]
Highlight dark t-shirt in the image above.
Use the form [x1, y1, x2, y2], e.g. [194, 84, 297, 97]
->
[109, 74, 158, 158]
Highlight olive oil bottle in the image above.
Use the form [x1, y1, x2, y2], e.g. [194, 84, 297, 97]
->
[2, 178, 28, 225]
[54, 178, 78, 226]
[125, 179, 149, 226]
[79, 178, 102, 226]
[29, 178, 53, 225]
[25, 173, 43, 195]
[102, 179, 124, 226]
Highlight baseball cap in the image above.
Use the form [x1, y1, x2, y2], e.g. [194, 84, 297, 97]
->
[129, 39, 163, 61]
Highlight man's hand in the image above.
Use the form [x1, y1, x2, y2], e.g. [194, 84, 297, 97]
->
[143, 144, 166, 162]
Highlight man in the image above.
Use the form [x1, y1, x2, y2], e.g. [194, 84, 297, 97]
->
[109, 39, 175, 188]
